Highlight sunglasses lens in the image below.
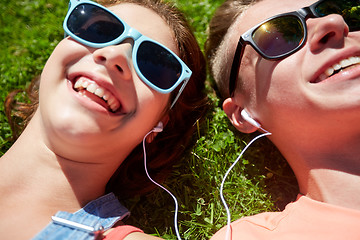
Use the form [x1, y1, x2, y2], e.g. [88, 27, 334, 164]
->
[252, 16, 304, 58]
[67, 4, 125, 43]
[316, 0, 360, 31]
[137, 41, 182, 90]
[66, 3, 184, 91]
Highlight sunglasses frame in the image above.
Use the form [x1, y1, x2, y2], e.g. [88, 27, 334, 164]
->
[63, 0, 192, 107]
[229, 0, 358, 96]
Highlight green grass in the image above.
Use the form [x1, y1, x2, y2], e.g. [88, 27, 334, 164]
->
[0, 0, 298, 239]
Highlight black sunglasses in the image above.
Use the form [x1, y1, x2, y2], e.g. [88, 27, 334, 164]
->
[63, 0, 192, 108]
[229, 0, 360, 96]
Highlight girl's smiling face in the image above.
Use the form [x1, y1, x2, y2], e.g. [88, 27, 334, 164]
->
[37, 3, 176, 162]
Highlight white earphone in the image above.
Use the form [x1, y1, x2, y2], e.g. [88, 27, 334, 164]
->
[220, 110, 271, 240]
[153, 121, 164, 133]
[142, 120, 181, 240]
[241, 109, 261, 128]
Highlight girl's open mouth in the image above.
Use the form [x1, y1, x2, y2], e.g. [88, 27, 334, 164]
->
[73, 76, 121, 113]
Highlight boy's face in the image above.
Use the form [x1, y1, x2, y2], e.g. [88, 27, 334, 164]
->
[225, 0, 360, 149]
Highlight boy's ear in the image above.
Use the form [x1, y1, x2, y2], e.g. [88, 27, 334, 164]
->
[223, 97, 258, 133]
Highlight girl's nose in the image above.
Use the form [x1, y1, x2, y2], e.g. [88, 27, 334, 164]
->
[92, 42, 133, 80]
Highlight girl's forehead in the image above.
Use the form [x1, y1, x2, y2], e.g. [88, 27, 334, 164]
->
[107, 3, 177, 53]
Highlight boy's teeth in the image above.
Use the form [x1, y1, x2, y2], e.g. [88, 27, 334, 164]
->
[340, 58, 351, 67]
[73, 78, 120, 112]
[323, 56, 360, 78]
[325, 67, 334, 77]
[317, 73, 327, 83]
[333, 63, 341, 71]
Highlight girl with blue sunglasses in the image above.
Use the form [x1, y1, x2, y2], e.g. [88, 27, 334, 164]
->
[207, 0, 360, 239]
[1, 0, 208, 239]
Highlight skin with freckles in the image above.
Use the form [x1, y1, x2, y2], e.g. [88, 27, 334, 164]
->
[0, 1, 207, 239]
[207, 0, 360, 239]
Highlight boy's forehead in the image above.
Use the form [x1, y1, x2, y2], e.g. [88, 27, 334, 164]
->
[237, 0, 317, 35]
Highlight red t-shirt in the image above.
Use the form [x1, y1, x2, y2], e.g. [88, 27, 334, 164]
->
[103, 225, 143, 240]
[211, 195, 360, 240]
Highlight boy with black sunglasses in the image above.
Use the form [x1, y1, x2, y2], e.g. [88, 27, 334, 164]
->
[206, 0, 360, 239]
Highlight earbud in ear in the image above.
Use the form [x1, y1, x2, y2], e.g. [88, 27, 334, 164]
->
[153, 121, 163, 133]
[241, 109, 261, 128]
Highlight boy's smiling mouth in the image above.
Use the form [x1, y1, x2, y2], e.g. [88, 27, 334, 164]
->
[313, 56, 360, 83]
[73, 76, 121, 113]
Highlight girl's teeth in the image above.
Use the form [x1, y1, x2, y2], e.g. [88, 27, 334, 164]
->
[103, 92, 110, 101]
[87, 83, 97, 93]
[109, 101, 120, 112]
[94, 88, 105, 98]
[81, 81, 90, 88]
[74, 79, 83, 89]
[73, 78, 120, 112]
[107, 95, 116, 106]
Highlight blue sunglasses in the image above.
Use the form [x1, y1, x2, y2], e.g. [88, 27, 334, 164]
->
[63, 0, 192, 107]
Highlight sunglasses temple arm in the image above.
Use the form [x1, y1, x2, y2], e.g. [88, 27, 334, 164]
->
[170, 78, 189, 109]
[229, 41, 245, 96]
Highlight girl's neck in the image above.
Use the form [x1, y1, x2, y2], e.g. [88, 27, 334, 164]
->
[0, 119, 111, 210]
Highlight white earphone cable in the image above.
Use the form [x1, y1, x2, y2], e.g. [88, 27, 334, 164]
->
[142, 130, 182, 240]
[220, 130, 271, 240]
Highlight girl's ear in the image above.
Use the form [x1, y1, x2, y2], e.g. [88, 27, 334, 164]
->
[223, 97, 259, 133]
[146, 115, 169, 143]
